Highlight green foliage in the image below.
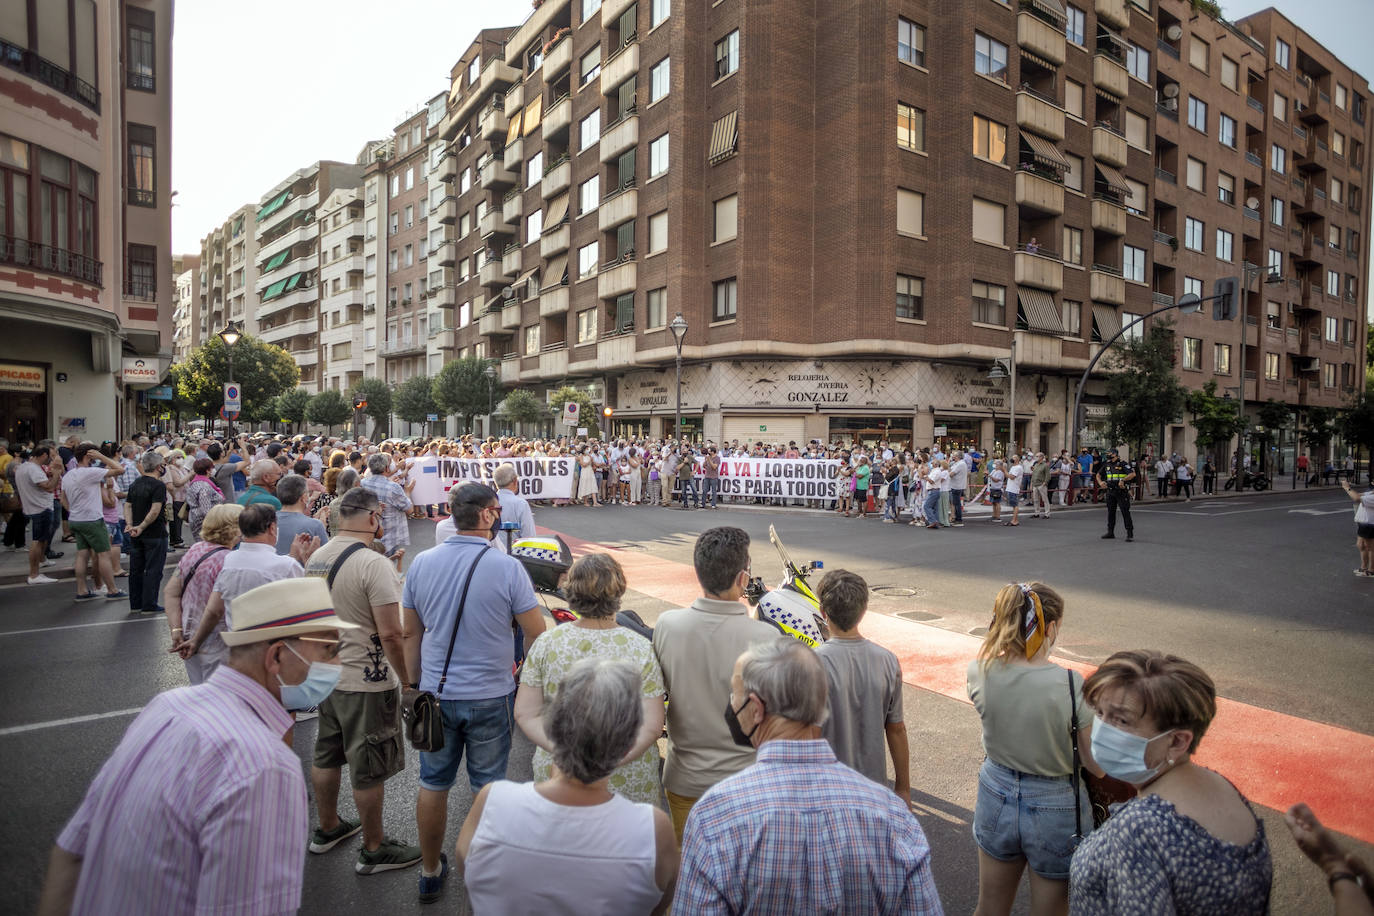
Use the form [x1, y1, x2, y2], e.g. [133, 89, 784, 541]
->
[1255, 399, 1292, 435]
[306, 389, 353, 433]
[433, 357, 496, 431]
[275, 388, 311, 431]
[1185, 380, 1245, 450]
[349, 377, 394, 436]
[1302, 406, 1338, 449]
[1189, 0, 1222, 18]
[1104, 324, 1187, 454]
[549, 385, 600, 438]
[1339, 392, 1374, 461]
[500, 388, 548, 427]
[173, 334, 299, 422]
[393, 375, 437, 425]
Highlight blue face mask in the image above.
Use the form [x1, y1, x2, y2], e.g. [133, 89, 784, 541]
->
[277, 641, 342, 712]
[1091, 715, 1176, 785]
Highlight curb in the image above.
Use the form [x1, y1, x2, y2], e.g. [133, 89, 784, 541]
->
[1, 558, 180, 589]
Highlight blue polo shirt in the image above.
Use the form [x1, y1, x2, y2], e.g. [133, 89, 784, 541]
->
[402, 534, 538, 700]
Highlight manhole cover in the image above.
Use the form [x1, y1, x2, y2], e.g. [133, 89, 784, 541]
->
[898, 610, 941, 622]
[871, 585, 926, 599]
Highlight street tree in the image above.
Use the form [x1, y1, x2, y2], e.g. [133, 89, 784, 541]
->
[500, 388, 547, 432]
[433, 356, 495, 433]
[306, 389, 353, 434]
[1301, 406, 1338, 469]
[549, 386, 600, 439]
[1185, 380, 1246, 466]
[276, 388, 310, 434]
[1339, 391, 1374, 477]
[174, 334, 299, 425]
[1104, 324, 1187, 457]
[394, 375, 437, 428]
[1254, 399, 1292, 472]
[348, 377, 394, 438]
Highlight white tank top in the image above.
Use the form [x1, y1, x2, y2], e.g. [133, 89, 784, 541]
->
[465, 780, 662, 915]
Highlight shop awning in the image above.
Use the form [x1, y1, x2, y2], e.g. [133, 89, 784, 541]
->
[1017, 288, 1066, 335]
[257, 189, 291, 222]
[1092, 305, 1121, 342]
[1022, 132, 1069, 171]
[262, 250, 290, 272]
[505, 110, 523, 146]
[522, 95, 542, 137]
[262, 278, 289, 301]
[541, 253, 568, 290]
[545, 191, 570, 226]
[708, 111, 739, 164]
[1095, 164, 1130, 195]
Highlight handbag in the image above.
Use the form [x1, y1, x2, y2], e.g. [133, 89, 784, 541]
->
[401, 543, 492, 753]
[1068, 670, 1135, 834]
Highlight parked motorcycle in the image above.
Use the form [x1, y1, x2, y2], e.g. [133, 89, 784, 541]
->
[745, 524, 828, 647]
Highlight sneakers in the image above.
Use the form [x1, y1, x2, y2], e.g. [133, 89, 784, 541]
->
[74, 592, 100, 601]
[356, 837, 423, 874]
[418, 853, 449, 904]
[103, 590, 129, 600]
[39, 558, 57, 568]
[1101, 533, 1115, 539]
[27, 574, 58, 585]
[309, 818, 362, 854]
[1356, 569, 1373, 578]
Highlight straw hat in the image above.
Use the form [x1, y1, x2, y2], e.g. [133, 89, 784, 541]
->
[221, 577, 359, 647]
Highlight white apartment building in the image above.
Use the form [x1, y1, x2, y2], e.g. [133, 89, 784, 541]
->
[196, 205, 257, 348]
[317, 186, 371, 392]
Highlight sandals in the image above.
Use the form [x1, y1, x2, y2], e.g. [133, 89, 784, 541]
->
[61, 535, 76, 543]
[1003, 521, 1019, 526]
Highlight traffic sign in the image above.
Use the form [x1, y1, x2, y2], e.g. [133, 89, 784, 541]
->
[223, 382, 241, 412]
[562, 401, 580, 426]
[218, 406, 240, 421]
[426, 413, 439, 422]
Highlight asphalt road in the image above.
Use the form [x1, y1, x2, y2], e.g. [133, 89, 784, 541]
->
[0, 488, 1369, 915]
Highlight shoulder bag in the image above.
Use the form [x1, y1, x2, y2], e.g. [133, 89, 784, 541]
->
[401, 543, 492, 753]
[181, 546, 229, 591]
[1068, 669, 1135, 836]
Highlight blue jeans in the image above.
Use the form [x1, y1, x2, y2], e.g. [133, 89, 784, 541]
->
[128, 535, 168, 611]
[922, 490, 941, 525]
[418, 694, 514, 792]
[702, 477, 720, 507]
[951, 488, 965, 522]
[973, 758, 1090, 880]
[680, 478, 699, 508]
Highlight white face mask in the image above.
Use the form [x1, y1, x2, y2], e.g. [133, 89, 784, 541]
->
[1090, 715, 1176, 784]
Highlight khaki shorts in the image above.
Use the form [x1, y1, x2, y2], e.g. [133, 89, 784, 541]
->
[69, 520, 111, 553]
[313, 687, 405, 789]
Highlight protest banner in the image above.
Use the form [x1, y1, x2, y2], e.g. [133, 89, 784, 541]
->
[694, 457, 842, 501]
[410, 455, 577, 505]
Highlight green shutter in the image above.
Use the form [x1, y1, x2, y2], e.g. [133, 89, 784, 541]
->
[284, 273, 303, 293]
[262, 278, 289, 300]
[262, 250, 289, 272]
[256, 189, 291, 221]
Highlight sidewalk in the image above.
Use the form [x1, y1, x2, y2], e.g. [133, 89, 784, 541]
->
[0, 543, 181, 588]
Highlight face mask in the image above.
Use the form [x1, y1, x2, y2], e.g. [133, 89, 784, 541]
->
[1091, 715, 1175, 784]
[724, 697, 760, 749]
[277, 641, 342, 711]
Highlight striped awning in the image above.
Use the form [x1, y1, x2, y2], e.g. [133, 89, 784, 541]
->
[262, 250, 290, 272]
[514, 266, 539, 296]
[1029, 0, 1066, 20]
[1021, 48, 1059, 71]
[505, 110, 523, 146]
[1018, 288, 1065, 335]
[1095, 164, 1130, 194]
[542, 253, 568, 290]
[1092, 305, 1121, 342]
[257, 190, 291, 222]
[262, 278, 289, 301]
[522, 95, 542, 137]
[545, 191, 570, 227]
[1022, 132, 1069, 171]
[708, 111, 739, 164]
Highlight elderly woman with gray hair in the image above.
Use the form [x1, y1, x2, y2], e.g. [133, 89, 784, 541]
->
[515, 553, 666, 806]
[460, 658, 679, 915]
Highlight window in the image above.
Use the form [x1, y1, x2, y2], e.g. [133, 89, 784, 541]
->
[898, 103, 926, 152]
[1065, 80, 1084, 119]
[1064, 155, 1083, 191]
[650, 57, 670, 102]
[647, 287, 667, 328]
[1270, 197, 1284, 226]
[1123, 245, 1146, 283]
[1324, 362, 1337, 388]
[1217, 171, 1235, 205]
[1182, 337, 1202, 370]
[975, 33, 1008, 83]
[896, 274, 924, 320]
[458, 258, 469, 282]
[1062, 300, 1082, 336]
[1336, 84, 1348, 111]
[1275, 38, 1290, 69]
[577, 308, 597, 343]
[648, 210, 667, 253]
[1184, 217, 1204, 251]
[581, 48, 602, 86]
[715, 30, 739, 80]
[1219, 114, 1236, 149]
[1187, 96, 1207, 132]
[365, 254, 376, 276]
[388, 249, 399, 271]
[526, 209, 543, 242]
[972, 281, 1006, 326]
[1215, 229, 1233, 262]
[1126, 110, 1148, 148]
[127, 125, 156, 206]
[1264, 352, 1280, 381]
[404, 204, 413, 228]
[1063, 227, 1083, 265]
[898, 18, 926, 66]
[713, 277, 738, 321]
[579, 176, 600, 214]
[1327, 269, 1339, 296]
[714, 194, 738, 242]
[1273, 92, 1287, 122]
[127, 8, 155, 91]
[1189, 37, 1209, 73]
[1345, 319, 1358, 345]
[1184, 276, 1202, 299]
[972, 198, 1003, 246]
[390, 175, 400, 197]
[404, 244, 414, 267]
[1332, 131, 1345, 158]
[524, 325, 540, 355]
[649, 134, 669, 177]
[579, 110, 601, 152]
[651, 0, 670, 28]
[582, 0, 601, 19]
[405, 168, 414, 191]
[127, 244, 156, 298]
[1215, 343, 1231, 375]
[459, 211, 470, 237]
[1329, 224, 1341, 249]
[390, 211, 400, 235]
[1126, 42, 1149, 81]
[578, 242, 599, 279]
[1065, 5, 1085, 45]
[1331, 177, 1344, 203]
[1270, 144, 1286, 174]
[1221, 56, 1238, 91]
[1326, 316, 1339, 341]
[1124, 179, 1147, 215]
[1122, 313, 1143, 343]
[527, 152, 543, 189]
[460, 168, 472, 194]
[972, 115, 1007, 164]
[1266, 248, 1282, 275]
[1186, 157, 1205, 191]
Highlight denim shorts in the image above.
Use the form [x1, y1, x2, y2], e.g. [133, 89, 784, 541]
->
[26, 509, 55, 544]
[417, 694, 514, 793]
[973, 758, 1090, 880]
[1006, 491, 1020, 507]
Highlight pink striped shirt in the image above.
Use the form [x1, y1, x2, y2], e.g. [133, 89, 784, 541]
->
[57, 666, 306, 915]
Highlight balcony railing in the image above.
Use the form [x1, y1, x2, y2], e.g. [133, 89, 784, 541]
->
[1155, 166, 1176, 184]
[1247, 96, 1264, 113]
[1156, 38, 1179, 59]
[123, 280, 157, 301]
[128, 188, 156, 207]
[1245, 151, 1262, 167]
[1152, 291, 1174, 307]
[0, 235, 103, 286]
[127, 71, 155, 92]
[0, 38, 100, 112]
[1156, 102, 1178, 121]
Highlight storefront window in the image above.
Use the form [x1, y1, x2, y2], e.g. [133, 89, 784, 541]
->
[933, 417, 982, 455]
[827, 417, 912, 450]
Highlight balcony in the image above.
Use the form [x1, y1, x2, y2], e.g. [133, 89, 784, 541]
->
[480, 207, 514, 238]
[479, 156, 516, 190]
[1015, 250, 1064, 292]
[1017, 9, 1066, 66]
[541, 223, 570, 258]
[1091, 196, 1127, 235]
[435, 241, 456, 267]
[479, 307, 511, 337]
[1092, 54, 1129, 99]
[544, 35, 572, 81]
[433, 285, 456, 309]
[502, 245, 522, 277]
[1296, 187, 1327, 219]
[381, 335, 426, 357]
[539, 343, 569, 378]
[0, 37, 100, 112]
[597, 258, 637, 299]
[1094, 0, 1129, 29]
[479, 104, 509, 141]
[544, 94, 572, 138]
[501, 356, 520, 384]
[600, 114, 639, 163]
[540, 285, 570, 317]
[1017, 90, 1065, 142]
[1090, 265, 1126, 305]
[478, 58, 520, 97]
[428, 327, 456, 351]
[435, 198, 458, 224]
[1015, 169, 1065, 216]
[0, 237, 103, 287]
[260, 316, 318, 343]
[1092, 126, 1127, 167]
[437, 154, 458, 183]
[479, 258, 505, 287]
[502, 301, 521, 329]
[598, 187, 638, 231]
[503, 190, 523, 224]
[600, 42, 639, 97]
[503, 137, 524, 171]
[541, 157, 571, 199]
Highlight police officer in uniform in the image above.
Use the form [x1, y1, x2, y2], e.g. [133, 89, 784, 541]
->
[1095, 451, 1135, 542]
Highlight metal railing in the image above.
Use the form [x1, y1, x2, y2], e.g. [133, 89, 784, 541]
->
[1156, 38, 1179, 59]
[0, 38, 100, 112]
[0, 235, 103, 286]
[1247, 96, 1264, 113]
[123, 280, 157, 301]
[127, 71, 155, 92]
[1245, 151, 1262, 167]
[1153, 230, 1177, 246]
[128, 188, 156, 207]
[1155, 166, 1176, 184]
[1156, 103, 1178, 121]
[1152, 291, 1174, 307]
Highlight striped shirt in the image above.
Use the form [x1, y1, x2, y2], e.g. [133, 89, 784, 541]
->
[677, 739, 943, 915]
[361, 475, 411, 555]
[57, 666, 306, 916]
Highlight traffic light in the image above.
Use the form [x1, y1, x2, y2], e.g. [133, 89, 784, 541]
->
[602, 406, 613, 418]
[353, 397, 367, 410]
[1212, 277, 1238, 320]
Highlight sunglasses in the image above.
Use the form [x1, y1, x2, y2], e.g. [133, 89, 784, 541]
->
[294, 636, 342, 659]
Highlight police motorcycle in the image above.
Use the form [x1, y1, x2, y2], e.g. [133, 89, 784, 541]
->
[744, 525, 829, 647]
[507, 532, 654, 637]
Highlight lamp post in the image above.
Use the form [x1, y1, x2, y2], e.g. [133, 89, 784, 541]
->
[669, 312, 688, 440]
[986, 337, 1017, 457]
[484, 363, 497, 436]
[217, 322, 241, 437]
[1234, 265, 1286, 484]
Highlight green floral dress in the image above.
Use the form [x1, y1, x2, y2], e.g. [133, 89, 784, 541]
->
[521, 624, 665, 806]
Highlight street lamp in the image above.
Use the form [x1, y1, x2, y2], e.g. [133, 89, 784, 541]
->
[669, 312, 688, 440]
[484, 363, 497, 436]
[987, 337, 1017, 456]
[217, 322, 241, 436]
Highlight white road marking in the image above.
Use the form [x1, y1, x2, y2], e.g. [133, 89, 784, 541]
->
[1289, 508, 1352, 516]
[1133, 501, 1348, 517]
[0, 706, 143, 736]
[0, 617, 161, 638]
